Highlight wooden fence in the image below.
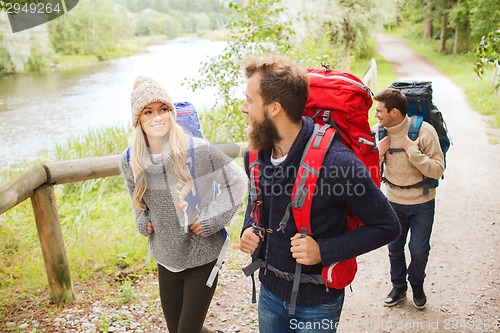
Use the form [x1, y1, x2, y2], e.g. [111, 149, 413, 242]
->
[0, 143, 247, 303]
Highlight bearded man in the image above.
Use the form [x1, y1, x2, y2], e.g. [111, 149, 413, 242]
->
[238, 55, 400, 333]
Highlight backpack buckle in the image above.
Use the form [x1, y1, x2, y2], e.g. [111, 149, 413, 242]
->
[250, 200, 262, 225]
[251, 199, 262, 210]
[322, 110, 331, 123]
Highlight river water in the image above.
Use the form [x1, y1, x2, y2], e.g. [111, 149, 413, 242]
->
[0, 38, 227, 169]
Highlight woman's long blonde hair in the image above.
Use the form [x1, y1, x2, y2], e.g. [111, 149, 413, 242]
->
[130, 110, 194, 210]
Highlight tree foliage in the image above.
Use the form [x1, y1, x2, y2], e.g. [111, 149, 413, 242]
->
[114, 0, 222, 14]
[448, 0, 473, 51]
[474, 29, 500, 78]
[399, 0, 499, 54]
[189, 0, 400, 107]
[186, 0, 297, 142]
[114, 0, 226, 32]
[187, 0, 401, 141]
[44, 0, 228, 60]
[284, 0, 398, 68]
[0, 13, 54, 73]
[188, 0, 295, 107]
[48, 0, 127, 59]
[469, 0, 499, 41]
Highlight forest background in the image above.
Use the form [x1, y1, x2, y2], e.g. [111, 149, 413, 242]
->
[1, 0, 498, 132]
[0, 0, 498, 331]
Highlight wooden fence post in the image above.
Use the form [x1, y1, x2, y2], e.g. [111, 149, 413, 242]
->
[362, 58, 377, 92]
[31, 184, 75, 303]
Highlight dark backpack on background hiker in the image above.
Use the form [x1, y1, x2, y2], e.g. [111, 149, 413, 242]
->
[243, 65, 380, 315]
[378, 81, 451, 191]
[126, 101, 228, 288]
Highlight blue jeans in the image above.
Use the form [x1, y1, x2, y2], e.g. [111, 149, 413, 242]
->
[258, 284, 344, 333]
[388, 199, 435, 288]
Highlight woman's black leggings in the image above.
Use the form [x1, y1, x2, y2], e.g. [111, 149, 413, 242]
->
[157, 261, 218, 333]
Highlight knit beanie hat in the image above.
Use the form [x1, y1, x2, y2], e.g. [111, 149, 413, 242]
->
[131, 76, 174, 127]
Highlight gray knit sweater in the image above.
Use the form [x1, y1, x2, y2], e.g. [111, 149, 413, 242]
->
[120, 138, 247, 270]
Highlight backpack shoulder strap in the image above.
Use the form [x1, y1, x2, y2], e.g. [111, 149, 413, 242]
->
[377, 124, 387, 141]
[197, 138, 231, 288]
[248, 149, 261, 227]
[289, 124, 336, 235]
[288, 123, 336, 316]
[408, 115, 423, 141]
[244, 149, 263, 304]
[126, 146, 131, 165]
[185, 135, 201, 211]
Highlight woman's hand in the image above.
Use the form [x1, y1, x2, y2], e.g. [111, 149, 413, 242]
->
[189, 220, 204, 236]
[146, 221, 154, 235]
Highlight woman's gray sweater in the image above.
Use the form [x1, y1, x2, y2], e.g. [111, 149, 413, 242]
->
[120, 138, 247, 270]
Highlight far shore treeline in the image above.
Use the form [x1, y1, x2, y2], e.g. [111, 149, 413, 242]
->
[0, 0, 498, 76]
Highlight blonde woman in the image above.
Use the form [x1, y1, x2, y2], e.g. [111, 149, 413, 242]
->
[120, 76, 247, 333]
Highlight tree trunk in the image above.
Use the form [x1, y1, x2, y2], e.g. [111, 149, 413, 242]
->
[424, 19, 433, 39]
[423, 0, 434, 38]
[341, 39, 353, 72]
[453, 26, 459, 54]
[439, 13, 448, 53]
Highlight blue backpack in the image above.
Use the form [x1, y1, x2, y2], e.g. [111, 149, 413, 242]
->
[127, 101, 228, 287]
[378, 81, 451, 192]
[127, 101, 207, 209]
[174, 101, 204, 139]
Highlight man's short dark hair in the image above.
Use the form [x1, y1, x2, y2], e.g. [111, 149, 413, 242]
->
[244, 55, 309, 123]
[373, 88, 408, 116]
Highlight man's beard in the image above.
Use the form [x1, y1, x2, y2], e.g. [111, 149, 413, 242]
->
[246, 111, 282, 151]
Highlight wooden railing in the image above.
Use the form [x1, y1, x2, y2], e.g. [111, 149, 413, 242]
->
[0, 142, 247, 303]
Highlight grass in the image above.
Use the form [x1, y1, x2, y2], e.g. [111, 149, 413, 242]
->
[199, 28, 230, 41]
[51, 31, 225, 72]
[56, 54, 102, 68]
[388, 28, 500, 129]
[0, 127, 148, 297]
[50, 35, 168, 71]
[0, 127, 162, 331]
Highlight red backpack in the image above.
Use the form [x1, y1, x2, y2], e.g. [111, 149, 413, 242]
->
[305, 64, 380, 188]
[243, 65, 380, 315]
[303, 64, 381, 293]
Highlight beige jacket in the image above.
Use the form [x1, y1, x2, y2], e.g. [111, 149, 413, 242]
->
[374, 116, 445, 205]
